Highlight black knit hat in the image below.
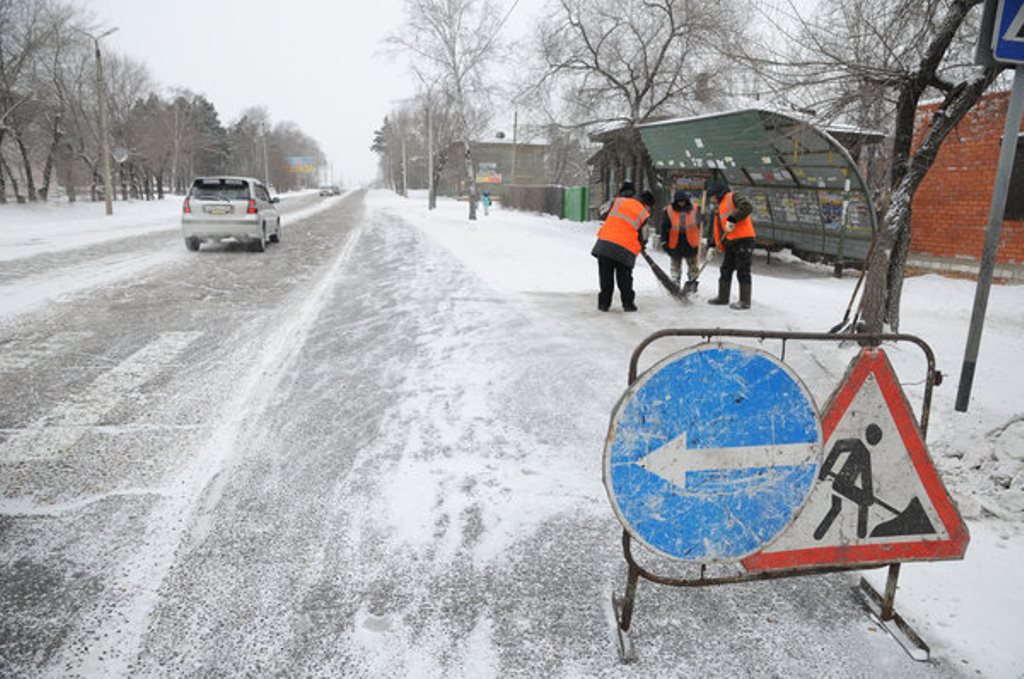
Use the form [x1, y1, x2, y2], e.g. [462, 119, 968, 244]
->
[706, 181, 729, 200]
[618, 181, 636, 196]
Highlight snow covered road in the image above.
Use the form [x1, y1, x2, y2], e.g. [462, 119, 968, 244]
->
[1, 191, 1021, 677]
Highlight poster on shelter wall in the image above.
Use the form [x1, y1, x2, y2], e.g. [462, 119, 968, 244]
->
[476, 162, 502, 184]
[819, 191, 845, 231]
[669, 175, 708, 214]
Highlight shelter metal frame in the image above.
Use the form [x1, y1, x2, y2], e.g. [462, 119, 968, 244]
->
[611, 328, 941, 663]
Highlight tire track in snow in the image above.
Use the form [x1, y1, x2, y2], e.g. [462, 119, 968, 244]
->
[0, 251, 179, 321]
[55, 219, 366, 676]
[0, 331, 94, 372]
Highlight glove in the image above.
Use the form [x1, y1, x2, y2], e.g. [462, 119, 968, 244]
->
[724, 212, 737, 234]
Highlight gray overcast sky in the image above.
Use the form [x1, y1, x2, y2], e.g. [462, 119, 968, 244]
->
[83, 0, 545, 186]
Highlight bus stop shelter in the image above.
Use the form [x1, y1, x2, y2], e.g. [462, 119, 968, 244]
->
[637, 109, 881, 267]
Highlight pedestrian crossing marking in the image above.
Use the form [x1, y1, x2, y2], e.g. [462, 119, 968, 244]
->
[0, 331, 201, 464]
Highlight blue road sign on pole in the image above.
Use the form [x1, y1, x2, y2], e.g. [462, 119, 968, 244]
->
[603, 343, 823, 562]
[993, 0, 1024, 63]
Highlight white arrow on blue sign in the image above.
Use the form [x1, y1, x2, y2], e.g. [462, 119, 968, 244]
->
[603, 343, 823, 562]
[993, 0, 1024, 64]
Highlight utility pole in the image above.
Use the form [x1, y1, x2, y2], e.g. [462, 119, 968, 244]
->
[77, 26, 118, 215]
[511, 110, 518, 186]
[261, 123, 270, 187]
[401, 131, 408, 197]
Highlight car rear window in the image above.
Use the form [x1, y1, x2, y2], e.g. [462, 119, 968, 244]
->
[190, 179, 250, 200]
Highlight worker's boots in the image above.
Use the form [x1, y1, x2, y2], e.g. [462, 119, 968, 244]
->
[730, 282, 752, 310]
[683, 280, 699, 295]
[708, 279, 731, 305]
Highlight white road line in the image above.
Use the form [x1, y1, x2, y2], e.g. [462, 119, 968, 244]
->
[0, 331, 201, 464]
[0, 331, 94, 371]
[637, 433, 819, 490]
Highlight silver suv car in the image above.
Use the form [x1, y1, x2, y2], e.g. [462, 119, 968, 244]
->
[182, 176, 281, 252]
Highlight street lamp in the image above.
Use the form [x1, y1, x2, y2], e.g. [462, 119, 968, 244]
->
[76, 26, 118, 215]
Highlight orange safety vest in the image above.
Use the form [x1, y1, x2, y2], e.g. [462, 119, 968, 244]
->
[714, 192, 756, 249]
[666, 206, 700, 249]
[598, 197, 650, 255]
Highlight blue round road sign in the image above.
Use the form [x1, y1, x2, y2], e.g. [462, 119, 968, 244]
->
[603, 343, 823, 562]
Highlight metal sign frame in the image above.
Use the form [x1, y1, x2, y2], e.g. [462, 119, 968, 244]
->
[610, 328, 941, 663]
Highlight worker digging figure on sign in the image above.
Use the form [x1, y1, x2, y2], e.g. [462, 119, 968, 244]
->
[813, 424, 881, 540]
[659, 190, 702, 294]
[591, 181, 653, 312]
[706, 181, 756, 309]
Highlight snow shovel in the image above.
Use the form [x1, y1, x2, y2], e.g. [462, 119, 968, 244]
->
[641, 250, 686, 300]
[828, 234, 879, 334]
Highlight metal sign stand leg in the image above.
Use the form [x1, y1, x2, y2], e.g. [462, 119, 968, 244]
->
[611, 532, 640, 662]
[857, 564, 931, 661]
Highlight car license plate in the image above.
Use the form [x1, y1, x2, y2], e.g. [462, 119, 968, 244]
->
[205, 205, 231, 215]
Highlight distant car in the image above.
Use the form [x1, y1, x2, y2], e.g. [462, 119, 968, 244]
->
[182, 176, 281, 252]
[319, 184, 341, 196]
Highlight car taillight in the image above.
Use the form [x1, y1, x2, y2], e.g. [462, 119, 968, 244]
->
[246, 199, 257, 214]
[183, 197, 191, 214]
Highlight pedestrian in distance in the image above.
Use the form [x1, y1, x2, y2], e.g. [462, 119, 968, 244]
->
[591, 181, 653, 313]
[706, 181, 756, 310]
[659, 190, 702, 294]
[482, 191, 492, 216]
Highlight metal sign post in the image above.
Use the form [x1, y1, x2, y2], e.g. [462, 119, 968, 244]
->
[957, 0, 1024, 411]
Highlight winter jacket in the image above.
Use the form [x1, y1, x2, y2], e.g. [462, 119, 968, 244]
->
[592, 197, 650, 268]
[660, 205, 700, 258]
[713, 191, 755, 250]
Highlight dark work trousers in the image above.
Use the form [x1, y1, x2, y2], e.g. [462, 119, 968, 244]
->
[597, 255, 635, 309]
[719, 237, 755, 285]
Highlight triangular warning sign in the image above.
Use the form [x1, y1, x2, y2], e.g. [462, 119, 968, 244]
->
[741, 348, 969, 572]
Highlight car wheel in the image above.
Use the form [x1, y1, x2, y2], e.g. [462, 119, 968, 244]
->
[185, 237, 200, 252]
[251, 226, 266, 253]
[269, 221, 280, 244]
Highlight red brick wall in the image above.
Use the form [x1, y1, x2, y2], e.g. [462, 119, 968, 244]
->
[910, 91, 1024, 264]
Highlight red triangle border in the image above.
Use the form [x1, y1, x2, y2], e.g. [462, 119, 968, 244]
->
[741, 348, 969, 572]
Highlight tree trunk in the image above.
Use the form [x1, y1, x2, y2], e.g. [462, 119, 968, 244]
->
[861, 68, 1000, 333]
[1, 153, 24, 203]
[156, 171, 164, 199]
[40, 143, 59, 202]
[462, 138, 478, 220]
[14, 132, 37, 202]
[40, 114, 64, 202]
[0, 131, 6, 205]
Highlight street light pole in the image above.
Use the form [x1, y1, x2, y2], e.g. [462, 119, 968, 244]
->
[262, 126, 270, 187]
[78, 26, 118, 215]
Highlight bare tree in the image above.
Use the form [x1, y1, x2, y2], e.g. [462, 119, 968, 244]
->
[0, 0, 327, 205]
[388, 0, 515, 220]
[0, 0, 62, 202]
[528, 0, 736, 128]
[744, 0, 1006, 331]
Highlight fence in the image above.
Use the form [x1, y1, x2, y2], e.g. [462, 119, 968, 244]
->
[500, 185, 591, 222]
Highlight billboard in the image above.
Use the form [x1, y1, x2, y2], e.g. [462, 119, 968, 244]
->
[476, 162, 502, 184]
[287, 156, 316, 174]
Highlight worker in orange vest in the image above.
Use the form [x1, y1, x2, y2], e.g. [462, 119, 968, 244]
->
[706, 181, 756, 310]
[659, 190, 702, 294]
[591, 181, 653, 312]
